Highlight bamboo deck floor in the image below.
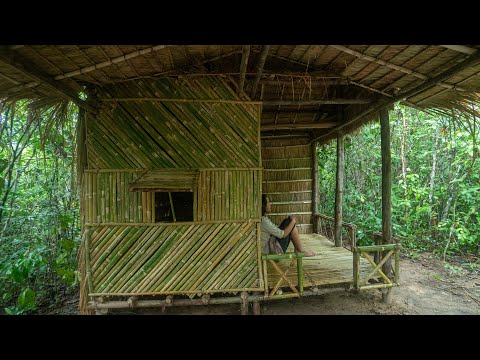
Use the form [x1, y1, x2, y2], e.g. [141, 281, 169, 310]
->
[266, 233, 377, 289]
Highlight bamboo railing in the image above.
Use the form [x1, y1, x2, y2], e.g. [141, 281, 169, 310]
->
[353, 244, 401, 291]
[262, 252, 304, 297]
[313, 213, 357, 251]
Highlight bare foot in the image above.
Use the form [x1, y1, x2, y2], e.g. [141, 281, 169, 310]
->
[297, 249, 316, 257]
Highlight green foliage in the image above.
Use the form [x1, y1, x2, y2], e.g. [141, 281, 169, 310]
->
[317, 103, 480, 258]
[0, 100, 80, 314]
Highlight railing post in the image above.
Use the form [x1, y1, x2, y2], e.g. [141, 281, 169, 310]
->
[394, 245, 400, 283]
[353, 247, 360, 290]
[297, 253, 304, 294]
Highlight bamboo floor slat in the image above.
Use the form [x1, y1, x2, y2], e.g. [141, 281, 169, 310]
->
[266, 233, 378, 288]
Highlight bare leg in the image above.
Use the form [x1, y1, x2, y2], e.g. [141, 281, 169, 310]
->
[290, 227, 316, 257]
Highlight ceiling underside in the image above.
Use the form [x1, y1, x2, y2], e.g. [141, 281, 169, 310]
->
[1, 45, 479, 143]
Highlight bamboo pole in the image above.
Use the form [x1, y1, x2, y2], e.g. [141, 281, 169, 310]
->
[103, 226, 167, 292]
[312, 49, 480, 145]
[334, 134, 344, 247]
[312, 141, 319, 233]
[297, 254, 304, 293]
[120, 226, 186, 292]
[54, 45, 171, 80]
[353, 248, 359, 290]
[380, 108, 393, 281]
[395, 246, 400, 283]
[101, 97, 262, 105]
[84, 229, 94, 294]
[239, 45, 251, 97]
[202, 225, 253, 289]
[330, 45, 469, 93]
[168, 192, 176, 222]
[168, 223, 232, 291]
[251, 45, 270, 98]
[356, 244, 398, 252]
[140, 225, 215, 292]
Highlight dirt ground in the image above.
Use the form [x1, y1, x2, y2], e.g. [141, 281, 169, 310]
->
[45, 253, 480, 315]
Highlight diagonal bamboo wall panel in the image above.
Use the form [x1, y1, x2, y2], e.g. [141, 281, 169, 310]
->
[87, 222, 261, 295]
[86, 77, 261, 169]
[262, 136, 313, 234]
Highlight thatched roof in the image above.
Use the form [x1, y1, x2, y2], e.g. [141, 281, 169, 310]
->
[1, 45, 480, 144]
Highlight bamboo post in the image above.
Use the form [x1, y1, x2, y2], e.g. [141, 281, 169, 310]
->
[240, 291, 249, 315]
[312, 141, 319, 233]
[252, 301, 261, 315]
[296, 253, 304, 293]
[334, 133, 344, 247]
[168, 192, 176, 222]
[84, 229, 94, 296]
[380, 108, 393, 304]
[394, 245, 400, 283]
[353, 248, 360, 290]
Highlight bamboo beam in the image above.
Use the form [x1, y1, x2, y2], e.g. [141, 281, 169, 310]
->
[0, 47, 95, 112]
[440, 45, 477, 55]
[54, 45, 172, 80]
[334, 133, 344, 247]
[330, 45, 469, 93]
[239, 45, 251, 97]
[417, 68, 480, 104]
[251, 45, 270, 98]
[380, 108, 393, 282]
[261, 123, 336, 131]
[311, 49, 480, 144]
[259, 79, 349, 86]
[99, 97, 261, 105]
[263, 99, 371, 106]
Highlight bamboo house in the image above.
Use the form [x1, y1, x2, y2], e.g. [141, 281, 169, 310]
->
[1, 45, 479, 314]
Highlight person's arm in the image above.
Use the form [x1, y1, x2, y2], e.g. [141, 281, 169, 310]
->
[282, 215, 297, 236]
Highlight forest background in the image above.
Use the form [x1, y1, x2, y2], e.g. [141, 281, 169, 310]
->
[0, 101, 478, 314]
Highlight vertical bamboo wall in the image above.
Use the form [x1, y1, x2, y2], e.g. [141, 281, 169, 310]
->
[261, 135, 313, 234]
[79, 76, 263, 297]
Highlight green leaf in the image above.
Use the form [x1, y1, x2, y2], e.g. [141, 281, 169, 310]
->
[17, 287, 36, 310]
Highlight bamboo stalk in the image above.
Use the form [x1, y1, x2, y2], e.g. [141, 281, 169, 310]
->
[148, 224, 222, 291]
[356, 244, 398, 252]
[168, 192, 176, 222]
[171, 223, 237, 291]
[84, 229, 94, 294]
[353, 249, 359, 290]
[189, 222, 255, 289]
[209, 231, 255, 289]
[135, 225, 211, 292]
[120, 226, 184, 292]
[101, 97, 262, 104]
[202, 227, 253, 289]
[358, 283, 397, 291]
[395, 247, 400, 283]
[330, 45, 468, 93]
[217, 243, 257, 289]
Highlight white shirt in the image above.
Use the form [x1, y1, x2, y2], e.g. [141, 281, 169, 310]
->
[260, 216, 284, 254]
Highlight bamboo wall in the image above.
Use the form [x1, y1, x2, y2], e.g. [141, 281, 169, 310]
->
[82, 169, 260, 224]
[87, 222, 260, 295]
[80, 76, 263, 298]
[261, 136, 313, 234]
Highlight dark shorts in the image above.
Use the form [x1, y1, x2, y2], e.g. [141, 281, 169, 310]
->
[274, 218, 293, 253]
